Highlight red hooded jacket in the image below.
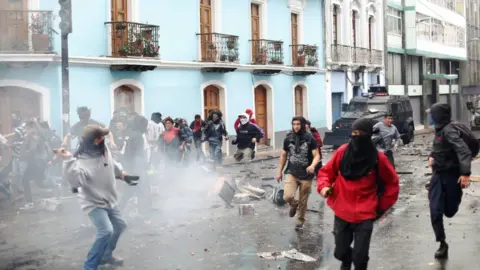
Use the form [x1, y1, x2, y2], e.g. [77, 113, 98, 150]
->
[317, 144, 399, 223]
[234, 109, 257, 130]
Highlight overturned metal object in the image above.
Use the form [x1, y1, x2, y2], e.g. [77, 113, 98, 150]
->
[239, 185, 266, 199]
[232, 193, 250, 204]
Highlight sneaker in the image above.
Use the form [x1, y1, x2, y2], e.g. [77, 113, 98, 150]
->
[289, 204, 298, 218]
[434, 241, 448, 259]
[295, 223, 304, 231]
[425, 181, 431, 191]
[100, 256, 124, 266]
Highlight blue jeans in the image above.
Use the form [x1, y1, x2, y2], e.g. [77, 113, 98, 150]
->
[209, 143, 223, 164]
[84, 207, 127, 270]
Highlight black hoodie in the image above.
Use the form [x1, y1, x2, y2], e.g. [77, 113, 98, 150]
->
[430, 103, 471, 176]
[123, 115, 148, 173]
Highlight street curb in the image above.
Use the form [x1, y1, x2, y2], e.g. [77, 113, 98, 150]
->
[414, 128, 434, 135]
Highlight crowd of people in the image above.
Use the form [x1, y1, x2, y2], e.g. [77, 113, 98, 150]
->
[0, 101, 475, 270]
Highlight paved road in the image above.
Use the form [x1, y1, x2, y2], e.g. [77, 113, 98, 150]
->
[1, 135, 480, 270]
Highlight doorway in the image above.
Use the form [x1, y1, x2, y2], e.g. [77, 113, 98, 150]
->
[110, 0, 128, 56]
[0, 86, 41, 166]
[294, 85, 304, 117]
[331, 93, 343, 122]
[203, 85, 220, 119]
[0, 0, 29, 52]
[255, 85, 269, 145]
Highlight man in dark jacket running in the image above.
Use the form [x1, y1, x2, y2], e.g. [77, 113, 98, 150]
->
[232, 113, 263, 164]
[427, 103, 471, 259]
[190, 115, 207, 162]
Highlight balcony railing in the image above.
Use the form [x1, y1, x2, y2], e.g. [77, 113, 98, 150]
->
[352, 47, 369, 64]
[0, 10, 54, 53]
[331, 44, 383, 66]
[331, 44, 352, 63]
[250, 39, 284, 65]
[368, 49, 383, 65]
[197, 33, 239, 63]
[105, 21, 160, 58]
[291, 44, 319, 67]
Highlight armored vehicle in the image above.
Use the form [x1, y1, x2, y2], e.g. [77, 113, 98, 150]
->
[323, 92, 415, 147]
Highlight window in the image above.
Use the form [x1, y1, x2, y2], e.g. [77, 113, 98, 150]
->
[332, 5, 339, 45]
[387, 53, 402, 85]
[352, 10, 358, 47]
[368, 16, 373, 49]
[416, 13, 466, 48]
[387, 7, 402, 35]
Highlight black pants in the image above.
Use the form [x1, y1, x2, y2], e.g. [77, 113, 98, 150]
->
[428, 172, 463, 242]
[384, 150, 395, 168]
[333, 216, 374, 270]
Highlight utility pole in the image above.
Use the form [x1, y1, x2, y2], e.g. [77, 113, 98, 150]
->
[401, 0, 407, 95]
[59, 0, 72, 138]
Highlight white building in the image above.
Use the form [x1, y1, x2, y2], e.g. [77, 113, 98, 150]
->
[324, 0, 386, 128]
[386, 0, 466, 125]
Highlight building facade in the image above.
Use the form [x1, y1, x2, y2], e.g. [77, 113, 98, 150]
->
[324, 0, 386, 128]
[0, 0, 326, 154]
[386, 0, 466, 125]
[460, 0, 480, 123]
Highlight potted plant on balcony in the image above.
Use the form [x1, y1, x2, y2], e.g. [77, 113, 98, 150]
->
[119, 43, 131, 56]
[270, 57, 283, 65]
[297, 46, 305, 66]
[206, 43, 217, 61]
[220, 54, 227, 61]
[29, 13, 50, 52]
[227, 37, 236, 50]
[256, 46, 268, 65]
[228, 53, 238, 62]
[273, 42, 281, 51]
[143, 43, 160, 57]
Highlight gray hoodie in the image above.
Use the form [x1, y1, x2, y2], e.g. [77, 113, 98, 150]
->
[63, 147, 123, 213]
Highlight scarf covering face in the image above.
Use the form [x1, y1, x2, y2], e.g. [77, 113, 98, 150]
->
[291, 116, 307, 153]
[340, 118, 378, 180]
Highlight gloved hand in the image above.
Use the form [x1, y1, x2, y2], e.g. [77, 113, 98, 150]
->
[231, 139, 238, 145]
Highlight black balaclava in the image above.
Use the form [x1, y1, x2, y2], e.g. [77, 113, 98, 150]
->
[430, 102, 452, 130]
[340, 118, 378, 180]
[291, 116, 307, 153]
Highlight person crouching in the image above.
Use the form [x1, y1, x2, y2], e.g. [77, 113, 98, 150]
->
[317, 118, 399, 270]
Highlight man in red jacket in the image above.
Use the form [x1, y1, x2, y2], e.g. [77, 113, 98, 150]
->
[317, 118, 399, 270]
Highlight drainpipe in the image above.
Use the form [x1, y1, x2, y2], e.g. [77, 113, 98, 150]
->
[383, 0, 389, 90]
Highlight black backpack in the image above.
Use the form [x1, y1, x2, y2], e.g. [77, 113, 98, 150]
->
[447, 122, 479, 158]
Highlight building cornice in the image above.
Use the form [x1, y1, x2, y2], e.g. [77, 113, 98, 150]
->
[0, 54, 327, 73]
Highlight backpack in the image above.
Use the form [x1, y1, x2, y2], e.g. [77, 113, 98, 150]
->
[447, 122, 479, 158]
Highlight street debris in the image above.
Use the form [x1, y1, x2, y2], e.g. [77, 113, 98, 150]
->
[232, 193, 250, 204]
[257, 249, 316, 262]
[238, 204, 256, 215]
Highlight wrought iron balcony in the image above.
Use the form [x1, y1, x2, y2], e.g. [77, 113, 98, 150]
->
[368, 49, 383, 65]
[0, 10, 54, 53]
[197, 33, 239, 63]
[250, 39, 284, 65]
[331, 44, 352, 63]
[291, 44, 319, 67]
[105, 21, 160, 58]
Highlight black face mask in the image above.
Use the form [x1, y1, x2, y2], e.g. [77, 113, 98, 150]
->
[340, 134, 378, 180]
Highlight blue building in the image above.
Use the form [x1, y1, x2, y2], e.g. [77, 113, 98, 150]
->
[0, 0, 326, 154]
